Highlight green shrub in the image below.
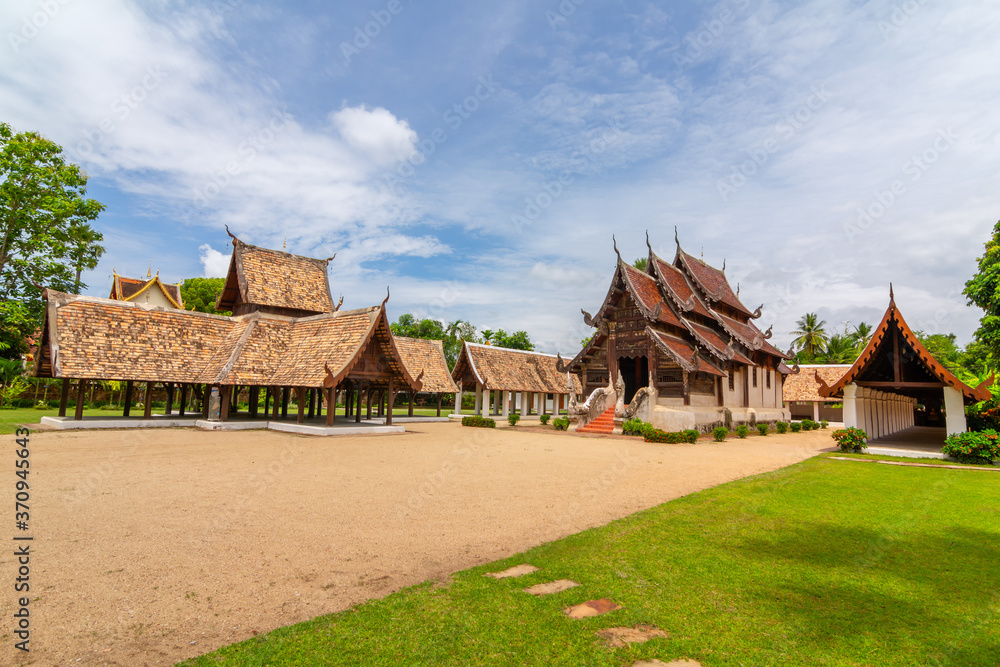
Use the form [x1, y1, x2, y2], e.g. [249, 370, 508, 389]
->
[683, 429, 700, 443]
[821, 420, 829, 429]
[757, 423, 769, 436]
[942, 430, 1000, 464]
[790, 422, 802, 433]
[832, 426, 868, 452]
[622, 418, 646, 436]
[712, 426, 728, 442]
[462, 415, 496, 429]
[801, 419, 818, 431]
[644, 429, 683, 444]
[552, 417, 570, 431]
[775, 421, 788, 434]
[507, 413, 520, 426]
[736, 424, 749, 439]
[539, 414, 551, 425]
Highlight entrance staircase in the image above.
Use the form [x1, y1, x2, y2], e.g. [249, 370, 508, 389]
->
[577, 407, 616, 435]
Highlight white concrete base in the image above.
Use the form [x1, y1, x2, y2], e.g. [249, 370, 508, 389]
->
[868, 447, 947, 460]
[196, 420, 263, 431]
[363, 416, 450, 424]
[41, 415, 199, 429]
[268, 422, 405, 436]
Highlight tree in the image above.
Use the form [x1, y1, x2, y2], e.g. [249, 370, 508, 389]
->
[481, 329, 495, 345]
[965, 220, 1000, 367]
[791, 313, 829, 360]
[0, 300, 36, 360]
[492, 329, 534, 351]
[389, 313, 445, 340]
[0, 123, 105, 320]
[817, 334, 856, 364]
[442, 319, 478, 369]
[848, 322, 873, 349]
[632, 257, 648, 271]
[180, 277, 230, 315]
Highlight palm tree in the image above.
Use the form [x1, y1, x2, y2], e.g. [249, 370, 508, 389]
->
[632, 257, 648, 271]
[851, 322, 873, 349]
[818, 334, 856, 364]
[791, 313, 829, 359]
[481, 329, 495, 345]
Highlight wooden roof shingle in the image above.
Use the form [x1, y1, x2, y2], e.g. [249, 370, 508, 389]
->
[217, 238, 335, 314]
[453, 342, 582, 394]
[394, 337, 458, 393]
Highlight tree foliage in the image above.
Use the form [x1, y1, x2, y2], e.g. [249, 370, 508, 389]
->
[0, 300, 36, 360]
[632, 257, 648, 271]
[791, 313, 829, 358]
[0, 123, 105, 321]
[491, 329, 534, 351]
[964, 220, 1000, 367]
[180, 277, 230, 316]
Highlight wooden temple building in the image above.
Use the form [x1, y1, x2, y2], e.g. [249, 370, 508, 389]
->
[108, 271, 184, 310]
[33, 234, 428, 427]
[561, 232, 792, 432]
[817, 289, 992, 439]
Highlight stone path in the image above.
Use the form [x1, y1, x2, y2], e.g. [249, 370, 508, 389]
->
[484, 563, 701, 666]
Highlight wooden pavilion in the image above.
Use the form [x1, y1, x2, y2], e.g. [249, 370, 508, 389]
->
[393, 336, 458, 417]
[817, 288, 992, 438]
[561, 232, 792, 432]
[34, 233, 422, 427]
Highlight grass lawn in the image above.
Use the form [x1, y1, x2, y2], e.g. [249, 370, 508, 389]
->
[178, 456, 1000, 666]
[0, 406, 62, 434]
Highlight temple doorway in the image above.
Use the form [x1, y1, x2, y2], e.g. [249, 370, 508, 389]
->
[618, 355, 648, 404]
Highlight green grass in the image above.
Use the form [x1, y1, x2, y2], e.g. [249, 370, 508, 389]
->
[178, 458, 1000, 666]
[0, 406, 63, 434]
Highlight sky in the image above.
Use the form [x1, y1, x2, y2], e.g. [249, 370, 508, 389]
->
[2, 0, 999, 356]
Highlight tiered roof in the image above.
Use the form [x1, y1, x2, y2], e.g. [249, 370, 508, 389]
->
[783, 365, 852, 403]
[566, 232, 789, 376]
[395, 337, 459, 394]
[109, 273, 184, 309]
[453, 342, 583, 394]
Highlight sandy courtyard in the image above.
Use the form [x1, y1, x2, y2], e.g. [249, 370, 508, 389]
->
[1, 422, 831, 666]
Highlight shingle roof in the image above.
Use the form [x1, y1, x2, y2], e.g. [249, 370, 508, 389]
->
[110, 275, 184, 309]
[620, 263, 684, 327]
[783, 365, 852, 402]
[453, 342, 583, 394]
[648, 329, 725, 376]
[38, 291, 418, 390]
[217, 238, 335, 314]
[650, 255, 713, 318]
[713, 312, 789, 359]
[684, 321, 755, 366]
[394, 337, 459, 393]
[676, 249, 755, 319]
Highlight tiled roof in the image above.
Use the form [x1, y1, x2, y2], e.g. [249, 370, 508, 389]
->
[648, 329, 725, 376]
[676, 249, 754, 319]
[217, 238, 335, 314]
[39, 291, 418, 390]
[453, 342, 583, 393]
[820, 294, 993, 402]
[394, 337, 459, 393]
[650, 255, 713, 318]
[713, 312, 789, 359]
[111, 275, 184, 309]
[685, 321, 755, 366]
[620, 263, 683, 327]
[783, 365, 852, 402]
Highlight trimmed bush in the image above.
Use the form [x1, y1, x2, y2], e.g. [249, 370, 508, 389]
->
[942, 430, 1000, 464]
[644, 429, 683, 444]
[799, 419, 815, 431]
[552, 417, 570, 431]
[821, 420, 829, 429]
[775, 421, 788, 434]
[790, 422, 802, 433]
[757, 423, 769, 436]
[683, 429, 700, 443]
[507, 413, 520, 426]
[712, 426, 728, 442]
[736, 424, 749, 439]
[622, 418, 646, 436]
[831, 426, 868, 452]
[539, 414, 551, 425]
[462, 415, 496, 428]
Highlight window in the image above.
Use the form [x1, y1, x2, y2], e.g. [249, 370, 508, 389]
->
[752, 368, 758, 388]
[766, 369, 771, 389]
[728, 371, 735, 392]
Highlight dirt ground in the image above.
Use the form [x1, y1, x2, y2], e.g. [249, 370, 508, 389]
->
[0, 422, 832, 666]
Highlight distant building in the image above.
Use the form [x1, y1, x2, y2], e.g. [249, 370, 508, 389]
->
[782, 364, 852, 422]
[109, 271, 184, 309]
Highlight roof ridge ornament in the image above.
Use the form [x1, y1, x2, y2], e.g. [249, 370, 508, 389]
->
[556, 353, 568, 373]
[889, 282, 895, 301]
[763, 324, 773, 339]
[582, 308, 597, 327]
[225, 225, 237, 242]
[645, 229, 652, 254]
[751, 304, 763, 319]
[613, 234, 621, 262]
[324, 252, 337, 264]
[674, 225, 680, 248]
[381, 286, 390, 310]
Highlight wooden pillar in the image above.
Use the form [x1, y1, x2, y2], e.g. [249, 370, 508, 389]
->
[272, 387, 281, 420]
[437, 393, 443, 417]
[281, 387, 289, 419]
[308, 389, 315, 418]
[378, 390, 385, 417]
[230, 385, 239, 414]
[355, 384, 363, 423]
[59, 378, 70, 417]
[296, 388, 306, 424]
[179, 384, 188, 417]
[386, 377, 394, 426]
[220, 385, 232, 422]
[142, 381, 153, 420]
[123, 380, 134, 417]
[408, 391, 415, 417]
[326, 386, 335, 427]
[74, 379, 87, 421]
[249, 386, 259, 418]
[366, 389, 373, 419]
[202, 385, 210, 419]
[345, 386, 353, 418]
[165, 383, 175, 415]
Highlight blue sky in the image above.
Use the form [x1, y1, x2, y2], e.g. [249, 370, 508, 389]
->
[2, 0, 999, 355]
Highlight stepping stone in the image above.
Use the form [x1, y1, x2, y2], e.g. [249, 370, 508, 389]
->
[631, 661, 701, 667]
[523, 579, 579, 595]
[597, 624, 668, 647]
[563, 597, 622, 618]
[485, 564, 539, 579]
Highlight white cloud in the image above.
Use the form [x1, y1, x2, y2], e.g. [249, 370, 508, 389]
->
[330, 105, 418, 167]
[198, 244, 230, 278]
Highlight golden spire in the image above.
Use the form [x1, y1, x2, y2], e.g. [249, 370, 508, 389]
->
[283, 237, 287, 250]
[147, 261, 152, 278]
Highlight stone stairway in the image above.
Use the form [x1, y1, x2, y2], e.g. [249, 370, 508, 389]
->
[577, 406, 616, 434]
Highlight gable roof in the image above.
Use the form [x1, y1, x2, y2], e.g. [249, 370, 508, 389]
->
[216, 237, 335, 314]
[649, 253, 713, 319]
[394, 337, 459, 393]
[818, 292, 992, 402]
[452, 342, 583, 394]
[675, 248, 756, 319]
[783, 365, 852, 402]
[110, 274, 184, 309]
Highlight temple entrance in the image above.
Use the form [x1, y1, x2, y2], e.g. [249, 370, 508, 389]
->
[618, 355, 648, 404]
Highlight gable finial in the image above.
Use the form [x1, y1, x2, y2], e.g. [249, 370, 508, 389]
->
[736, 282, 740, 297]
[324, 252, 337, 264]
[645, 229, 652, 254]
[889, 283, 894, 301]
[282, 236, 286, 250]
[381, 286, 390, 309]
[722, 258, 726, 272]
[147, 261, 152, 278]
[225, 225, 237, 243]
[613, 234, 621, 262]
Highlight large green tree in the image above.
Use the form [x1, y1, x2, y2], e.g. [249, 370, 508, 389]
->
[791, 313, 829, 360]
[0, 122, 105, 355]
[180, 277, 230, 315]
[964, 220, 1000, 367]
[491, 329, 534, 351]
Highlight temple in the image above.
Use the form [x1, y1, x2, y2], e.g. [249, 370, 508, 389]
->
[34, 233, 422, 429]
[561, 231, 792, 433]
[817, 289, 992, 439]
[109, 271, 184, 309]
